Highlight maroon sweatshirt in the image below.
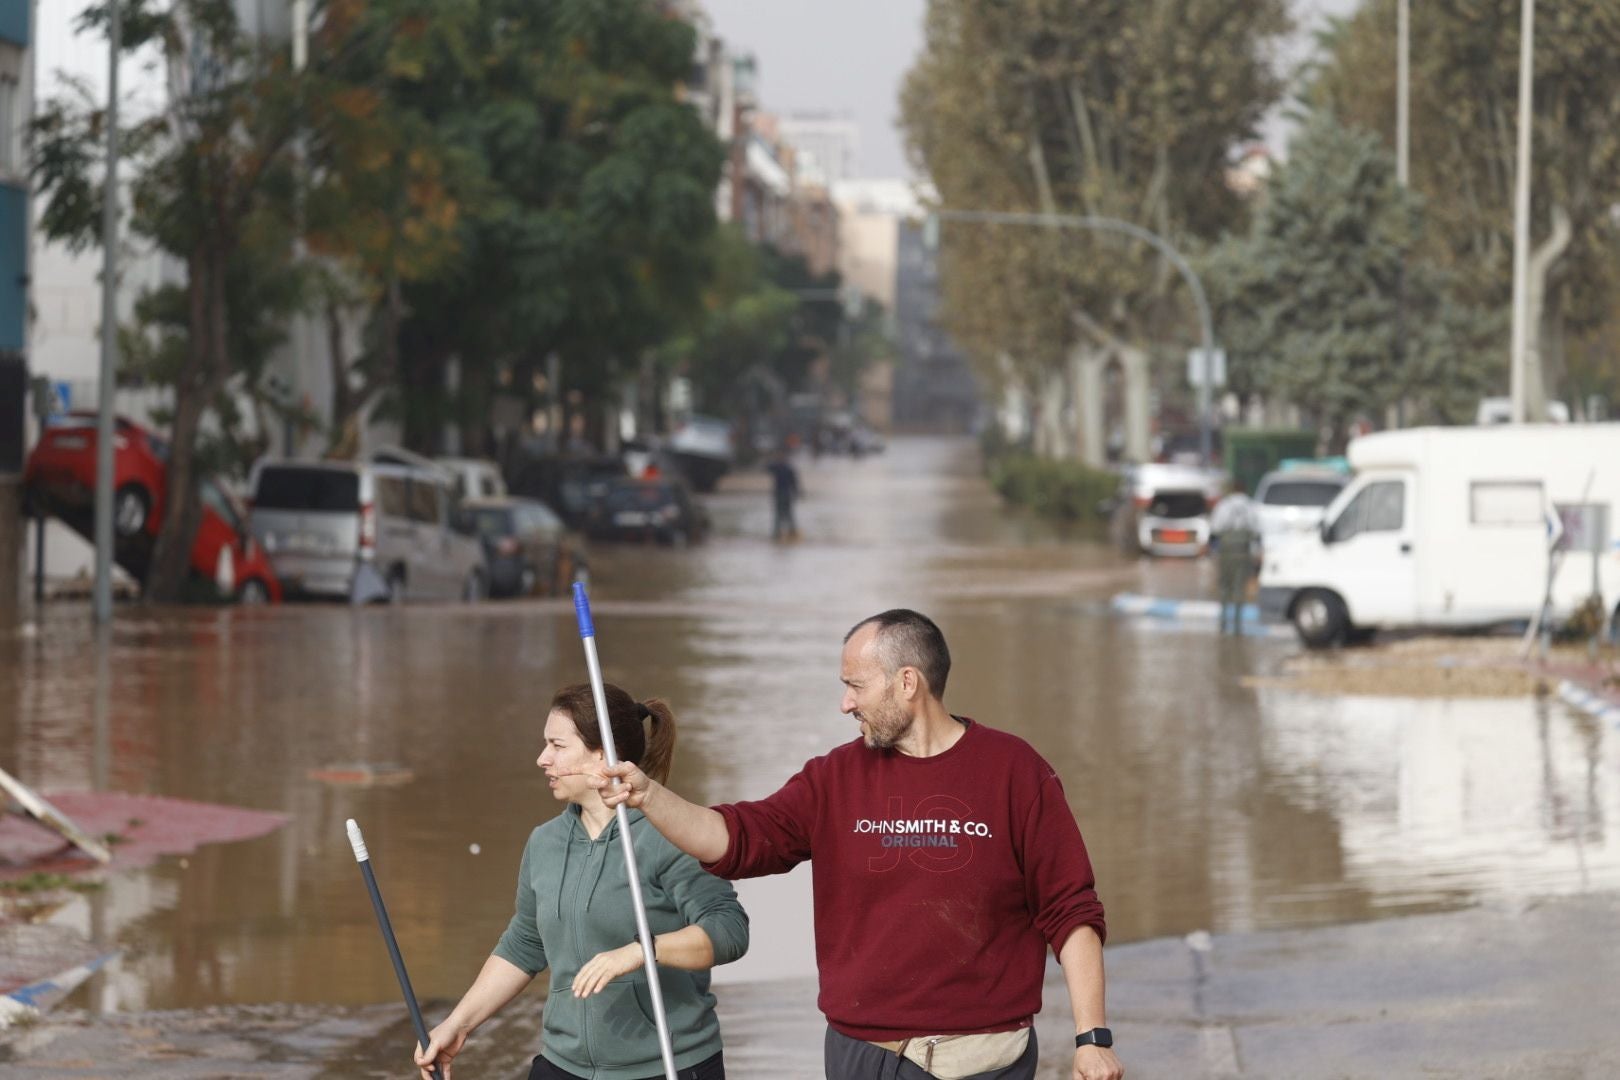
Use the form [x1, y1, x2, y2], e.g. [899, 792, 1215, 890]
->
[704, 719, 1106, 1041]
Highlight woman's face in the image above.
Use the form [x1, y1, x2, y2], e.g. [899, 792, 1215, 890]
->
[536, 710, 603, 805]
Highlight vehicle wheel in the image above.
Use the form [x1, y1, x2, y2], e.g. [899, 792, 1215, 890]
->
[520, 564, 539, 596]
[668, 528, 689, 549]
[387, 568, 407, 605]
[463, 570, 487, 603]
[237, 578, 270, 605]
[1292, 589, 1349, 649]
[114, 484, 150, 538]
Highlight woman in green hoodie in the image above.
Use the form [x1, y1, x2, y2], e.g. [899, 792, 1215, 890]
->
[415, 683, 749, 1080]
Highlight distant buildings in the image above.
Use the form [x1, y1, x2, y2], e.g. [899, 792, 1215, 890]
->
[778, 112, 860, 187]
[834, 179, 979, 434]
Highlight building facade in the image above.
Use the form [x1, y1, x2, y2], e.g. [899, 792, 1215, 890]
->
[893, 218, 978, 433]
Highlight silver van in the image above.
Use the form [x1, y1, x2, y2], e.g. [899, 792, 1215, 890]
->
[247, 459, 487, 602]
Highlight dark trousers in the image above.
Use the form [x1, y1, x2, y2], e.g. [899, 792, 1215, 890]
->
[773, 495, 797, 539]
[822, 1027, 1037, 1080]
[1217, 529, 1256, 633]
[528, 1050, 724, 1080]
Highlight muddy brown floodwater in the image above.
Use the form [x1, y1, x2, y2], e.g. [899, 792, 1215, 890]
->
[3, 436, 1618, 1075]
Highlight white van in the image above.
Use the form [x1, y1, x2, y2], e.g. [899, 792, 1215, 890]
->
[248, 458, 487, 603]
[1259, 425, 1620, 647]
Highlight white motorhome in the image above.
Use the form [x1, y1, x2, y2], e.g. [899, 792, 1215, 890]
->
[1259, 425, 1620, 647]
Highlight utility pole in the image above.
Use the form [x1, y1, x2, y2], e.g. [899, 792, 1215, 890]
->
[1508, 0, 1536, 424]
[1396, 0, 1410, 187]
[1393, 0, 1410, 429]
[92, 0, 122, 623]
[289, 0, 309, 458]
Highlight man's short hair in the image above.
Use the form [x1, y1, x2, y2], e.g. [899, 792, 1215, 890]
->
[845, 609, 951, 699]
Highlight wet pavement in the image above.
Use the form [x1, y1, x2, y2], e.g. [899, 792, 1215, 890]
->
[3, 436, 1619, 1075]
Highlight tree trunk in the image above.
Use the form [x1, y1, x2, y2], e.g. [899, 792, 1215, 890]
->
[1524, 205, 1573, 422]
[146, 244, 230, 604]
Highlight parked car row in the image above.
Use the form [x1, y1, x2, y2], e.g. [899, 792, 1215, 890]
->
[247, 449, 595, 604]
[23, 409, 724, 606]
[1106, 460, 1350, 561]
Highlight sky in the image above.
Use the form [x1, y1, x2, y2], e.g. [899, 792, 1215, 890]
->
[699, 0, 930, 180]
[699, 0, 1366, 181]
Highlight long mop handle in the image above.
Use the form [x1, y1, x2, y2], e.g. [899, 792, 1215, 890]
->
[573, 583, 680, 1080]
[347, 819, 444, 1080]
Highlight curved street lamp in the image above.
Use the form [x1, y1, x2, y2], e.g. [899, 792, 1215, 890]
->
[928, 208, 1219, 465]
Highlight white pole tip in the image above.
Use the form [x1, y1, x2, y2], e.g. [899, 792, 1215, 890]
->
[346, 819, 369, 862]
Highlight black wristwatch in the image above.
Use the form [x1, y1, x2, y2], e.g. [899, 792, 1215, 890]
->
[1075, 1027, 1114, 1049]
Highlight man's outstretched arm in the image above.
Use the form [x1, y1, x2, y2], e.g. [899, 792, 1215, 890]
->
[593, 762, 730, 863]
[1060, 925, 1124, 1080]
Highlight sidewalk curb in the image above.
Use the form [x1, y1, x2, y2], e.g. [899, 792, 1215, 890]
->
[1110, 593, 1291, 639]
[1557, 679, 1620, 728]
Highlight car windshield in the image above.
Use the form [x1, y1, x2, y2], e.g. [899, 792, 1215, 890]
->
[1147, 491, 1207, 518]
[604, 483, 673, 510]
[470, 508, 514, 537]
[1261, 480, 1343, 508]
[253, 467, 360, 511]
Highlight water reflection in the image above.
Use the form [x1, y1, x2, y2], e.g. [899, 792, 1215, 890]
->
[1, 437, 1616, 1021]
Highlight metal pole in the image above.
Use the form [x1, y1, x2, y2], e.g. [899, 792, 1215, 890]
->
[933, 208, 1217, 465]
[92, 0, 122, 622]
[288, 0, 308, 459]
[571, 583, 680, 1080]
[346, 820, 444, 1080]
[1396, 0, 1410, 188]
[32, 514, 44, 604]
[1393, 0, 1411, 430]
[1508, 0, 1536, 424]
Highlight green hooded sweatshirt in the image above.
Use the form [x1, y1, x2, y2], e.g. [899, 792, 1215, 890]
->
[494, 805, 749, 1079]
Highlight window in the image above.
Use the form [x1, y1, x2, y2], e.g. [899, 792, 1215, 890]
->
[408, 479, 443, 524]
[254, 467, 360, 512]
[1470, 481, 1544, 526]
[1327, 480, 1405, 542]
[199, 480, 242, 533]
[376, 475, 409, 517]
[1260, 480, 1345, 508]
[0, 75, 16, 177]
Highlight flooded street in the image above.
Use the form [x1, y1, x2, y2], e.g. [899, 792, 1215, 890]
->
[5, 437, 1619, 1073]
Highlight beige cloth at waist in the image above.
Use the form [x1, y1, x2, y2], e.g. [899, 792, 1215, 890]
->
[866, 1029, 1030, 1078]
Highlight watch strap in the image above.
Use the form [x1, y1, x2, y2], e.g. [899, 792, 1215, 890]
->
[1075, 1027, 1114, 1048]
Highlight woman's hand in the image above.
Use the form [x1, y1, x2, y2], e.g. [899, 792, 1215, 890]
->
[415, 1017, 470, 1080]
[572, 942, 646, 998]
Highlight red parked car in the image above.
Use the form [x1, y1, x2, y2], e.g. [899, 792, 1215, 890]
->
[23, 413, 282, 603]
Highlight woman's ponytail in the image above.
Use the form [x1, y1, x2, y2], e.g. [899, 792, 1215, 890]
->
[638, 698, 678, 785]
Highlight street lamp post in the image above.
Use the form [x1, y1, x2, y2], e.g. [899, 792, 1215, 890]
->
[1508, 0, 1537, 424]
[92, 0, 122, 623]
[930, 208, 1218, 465]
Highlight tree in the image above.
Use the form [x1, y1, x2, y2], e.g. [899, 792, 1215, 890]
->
[900, 0, 1292, 430]
[378, 0, 726, 454]
[1207, 113, 1499, 448]
[302, 0, 472, 456]
[1309, 0, 1620, 414]
[34, 0, 306, 603]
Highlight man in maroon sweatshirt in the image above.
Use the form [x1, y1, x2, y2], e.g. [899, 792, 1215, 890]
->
[595, 609, 1123, 1080]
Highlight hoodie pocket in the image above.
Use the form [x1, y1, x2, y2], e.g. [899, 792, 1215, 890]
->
[587, 980, 660, 1067]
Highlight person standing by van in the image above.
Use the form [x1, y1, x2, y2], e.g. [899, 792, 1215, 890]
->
[414, 683, 749, 1080]
[1211, 485, 1261, 634]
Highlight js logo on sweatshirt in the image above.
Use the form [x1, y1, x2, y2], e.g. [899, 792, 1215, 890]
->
[854, 794, 991, 873]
